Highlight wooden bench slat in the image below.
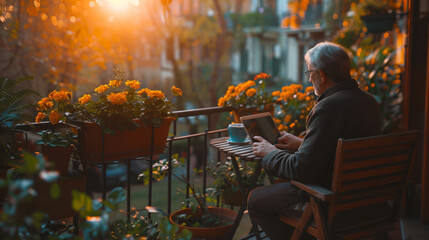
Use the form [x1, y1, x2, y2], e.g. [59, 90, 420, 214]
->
[338, 174, 405, 193]
[340, 163, 408, 182]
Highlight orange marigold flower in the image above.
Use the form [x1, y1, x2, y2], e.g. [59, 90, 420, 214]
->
[49, 111, 62, 125]
[107, 92, 127, 105]
[254, 72, 270, 80]
[297, 92, 306, 101]
[148, 90, 165, 99]
[284, 114, 292, 123]
[171, 86, 182, 96]
[109, 80, 122, 88]
[218, 97, 226, 107]
[125, 80, 141, 90]
[79, 94, 91, 104]
[305, 86, 314, 93]
[95, 84, 109, 93]
[137, 88, 150, 96]
[35, 112, 46, 122]
[272, 91, 280, 97]
[49, 90, 71, 102]
[37, 97, 51, 111]
[246, 88, 256, 97]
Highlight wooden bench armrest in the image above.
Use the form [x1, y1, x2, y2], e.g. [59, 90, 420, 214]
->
[290, 180, 335, 202]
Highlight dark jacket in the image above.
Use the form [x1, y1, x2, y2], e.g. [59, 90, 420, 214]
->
[262, 79, 381, 188]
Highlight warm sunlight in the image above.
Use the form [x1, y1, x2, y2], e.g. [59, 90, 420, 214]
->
[106, 0, 139, 12]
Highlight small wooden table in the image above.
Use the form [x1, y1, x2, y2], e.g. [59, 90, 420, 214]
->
[210, 137, 263, 240]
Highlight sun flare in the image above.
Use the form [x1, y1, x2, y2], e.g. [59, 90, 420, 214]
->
[106, 0, 139, 11]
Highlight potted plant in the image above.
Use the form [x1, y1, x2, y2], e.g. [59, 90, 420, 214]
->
[0, 76, 38, 201]
[143, 156, 237, 240]
[209, 158, 265, 206]
[36, 129, 77, 176]
[272, 84, 316, 137]
[358, 0, 397, 33]
[218, 72, 275, 122]
[350, 45, 403, 133]
[35, 68, 182, 162]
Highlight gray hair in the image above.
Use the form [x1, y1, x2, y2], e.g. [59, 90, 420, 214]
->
[304, 42, 351, 83]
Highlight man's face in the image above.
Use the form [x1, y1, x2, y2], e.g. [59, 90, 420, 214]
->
[307, 64, 324, 96]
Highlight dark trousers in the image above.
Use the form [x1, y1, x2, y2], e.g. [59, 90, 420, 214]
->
[247, 182, 313, 240]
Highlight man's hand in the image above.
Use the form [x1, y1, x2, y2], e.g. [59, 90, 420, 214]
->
[252, 136, 277, 157]
[274, 131, 302, 152]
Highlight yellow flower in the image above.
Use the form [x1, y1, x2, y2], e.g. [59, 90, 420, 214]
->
[49, 111, 62, 125]
[107, 92, 127, 105]
[35, 112, 46, 122]
[109, 80, 122, 88]
[246, 88, 256, 97]
[171, 86, 182, 96]
[79, 94, 91, 104]
[125, 80, 141, 90]
[148, 90, 165, 99]
[95, 84, 109, 93]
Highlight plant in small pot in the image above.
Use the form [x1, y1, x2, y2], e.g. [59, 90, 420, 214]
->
[142, 155, 237, 240]
[218, 72, 275, 122]
[357, 0, 398, 33]
[36, 129, 77, 176]
[35, 68, 182, 162]
[209, 158, 265, 206]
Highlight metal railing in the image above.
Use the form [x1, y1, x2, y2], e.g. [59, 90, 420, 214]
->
[14, 106, 235, 223]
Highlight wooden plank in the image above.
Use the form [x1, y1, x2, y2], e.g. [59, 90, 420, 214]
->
[338, 184, 404, 203]
[311, 198, 328, 240]
[291, 180, 335, 202]
[339, 175, 405, 193]
[342, 143, 413, 162]
[339, 131, 417, 151]
[336, 194, 398, 211]
[290, 202, 314, 240]
[340, 163, 408, 182]
[342, 153, 409, 170]
[210, 137, 228, 144]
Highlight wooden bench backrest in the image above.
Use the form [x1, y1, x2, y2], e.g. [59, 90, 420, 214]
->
[330, 131, 418, 214]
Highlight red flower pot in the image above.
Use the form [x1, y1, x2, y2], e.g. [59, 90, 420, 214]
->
[41, 145, 73, 176]
[74, 118, 173, 163]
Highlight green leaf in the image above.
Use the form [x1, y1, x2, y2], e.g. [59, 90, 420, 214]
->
[72, 190, 93, 217]
[50, 182, 61, 199]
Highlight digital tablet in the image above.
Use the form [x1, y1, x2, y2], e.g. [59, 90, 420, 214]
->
[240, 112, 281, 144]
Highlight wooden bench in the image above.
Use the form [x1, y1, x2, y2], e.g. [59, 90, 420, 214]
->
[279, 131, 418, 240]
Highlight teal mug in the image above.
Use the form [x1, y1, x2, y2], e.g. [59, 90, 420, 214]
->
[228, 123, 248, 142]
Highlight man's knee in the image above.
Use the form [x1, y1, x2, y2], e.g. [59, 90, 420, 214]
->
[247, 186, 265, 213]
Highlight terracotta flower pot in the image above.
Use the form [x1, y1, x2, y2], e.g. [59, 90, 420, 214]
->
[221, 189, 247, 206]
[74, 118, 173, 163]
[233, 105, 274, 123]
[41, 145, 73, 176]
[170, 206, 237, 240]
